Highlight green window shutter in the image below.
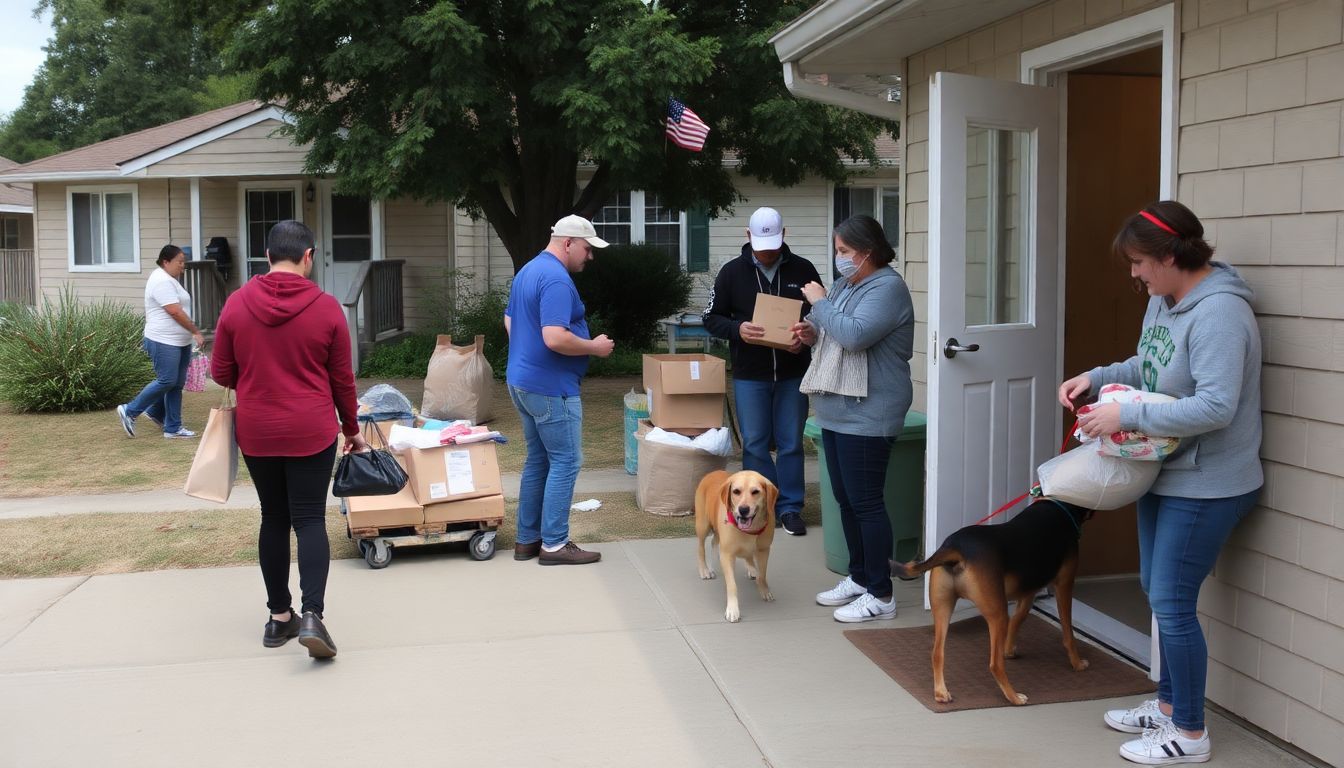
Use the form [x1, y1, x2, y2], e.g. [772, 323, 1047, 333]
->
[686, 207, 710, 273]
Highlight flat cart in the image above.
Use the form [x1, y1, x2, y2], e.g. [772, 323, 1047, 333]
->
[342, 499, 501, 569]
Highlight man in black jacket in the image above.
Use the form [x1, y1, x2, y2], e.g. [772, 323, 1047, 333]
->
[702, 207, 821, 535]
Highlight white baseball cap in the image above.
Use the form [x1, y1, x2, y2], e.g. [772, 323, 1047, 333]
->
[748, 207, 784, 251]
[551, 215, 610, 248]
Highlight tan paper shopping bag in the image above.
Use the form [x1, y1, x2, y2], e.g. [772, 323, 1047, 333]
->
[184, 389, 238, 502]
[422, 334, 495, 423]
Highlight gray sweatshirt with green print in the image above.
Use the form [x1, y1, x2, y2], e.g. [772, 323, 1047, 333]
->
[1086, 262, 1262, 499]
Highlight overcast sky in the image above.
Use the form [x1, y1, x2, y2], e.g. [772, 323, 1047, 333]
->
[0, 5, 52, 117]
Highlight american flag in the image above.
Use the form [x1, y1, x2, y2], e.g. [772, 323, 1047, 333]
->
[666, 98, 710, 152]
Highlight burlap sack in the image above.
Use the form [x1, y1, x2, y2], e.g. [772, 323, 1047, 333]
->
[635, 420, 729, 516]
[184, 389, 238, 503]
[422, 334, 494, 423]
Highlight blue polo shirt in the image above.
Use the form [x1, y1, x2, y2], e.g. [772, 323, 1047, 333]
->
[505, 250, 590, 397]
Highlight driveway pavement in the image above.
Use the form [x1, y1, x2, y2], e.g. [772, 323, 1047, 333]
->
[0, 529, 1313, 767]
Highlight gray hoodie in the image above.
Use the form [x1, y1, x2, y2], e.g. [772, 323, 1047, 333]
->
[1087, 262, 1262, 498]
[807, 268, 915, 438]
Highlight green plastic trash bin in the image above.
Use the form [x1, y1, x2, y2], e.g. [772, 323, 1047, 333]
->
[804, 412, 926, 575]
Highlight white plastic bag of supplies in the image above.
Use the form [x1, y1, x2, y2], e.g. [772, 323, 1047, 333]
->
[1037, 445, 1161, 510]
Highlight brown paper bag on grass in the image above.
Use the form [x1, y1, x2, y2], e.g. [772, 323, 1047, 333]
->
[184, 389, 239, 503]
[422, 334, 495, 424]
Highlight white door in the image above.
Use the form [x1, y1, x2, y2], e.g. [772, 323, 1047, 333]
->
[926, 72, 1061, 592]
[318, 184, 381, 304]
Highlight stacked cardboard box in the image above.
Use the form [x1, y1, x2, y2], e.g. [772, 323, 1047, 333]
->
[642, 353, 726, 432]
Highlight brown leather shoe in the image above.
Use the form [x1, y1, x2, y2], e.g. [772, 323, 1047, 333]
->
[514, 540, 541, 561]
[538, 541, 601, 566]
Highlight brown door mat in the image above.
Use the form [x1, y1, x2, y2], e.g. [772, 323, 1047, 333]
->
[845, 612, 1156, 713]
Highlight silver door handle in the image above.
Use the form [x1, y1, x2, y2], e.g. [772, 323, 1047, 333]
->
[943, 337, 980, 358]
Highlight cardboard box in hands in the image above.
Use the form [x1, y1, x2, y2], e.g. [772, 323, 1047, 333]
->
[745, 293, 804, 350]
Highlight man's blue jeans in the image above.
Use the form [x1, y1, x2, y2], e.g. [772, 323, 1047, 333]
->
[509, 385, 584, 548]
[820, 429, 895, 600]
[732, 377, 808, 517]
[125, 338, 192, 433]
[1138, 488, 1259, 732]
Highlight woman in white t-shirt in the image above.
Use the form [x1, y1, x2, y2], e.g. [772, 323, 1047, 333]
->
[116, 245, 206, 438]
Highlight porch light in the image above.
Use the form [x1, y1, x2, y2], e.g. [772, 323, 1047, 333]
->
[305, 182, 315, 203]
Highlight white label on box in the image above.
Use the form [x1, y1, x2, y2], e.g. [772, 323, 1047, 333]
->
[428, 482, 448, 500]
[690, 361, 701, 380]
[445, 450, 475, 495]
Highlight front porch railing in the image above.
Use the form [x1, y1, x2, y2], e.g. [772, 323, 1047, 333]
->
[182, 260, 228, 331]
[342, 259, 406, 370]
[0, 249, 36, 306]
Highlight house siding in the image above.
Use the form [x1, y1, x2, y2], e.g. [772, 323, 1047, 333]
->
[143, 120, 308, 178]
[382, 198, 454, 331]
[35, 181, 156, 306]
[901, 0, 1344, 762]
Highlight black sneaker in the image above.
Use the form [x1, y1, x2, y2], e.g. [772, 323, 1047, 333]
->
[779, 512, 807, 536]
[298, 611, 337, 659]
[262, 611, 300, 648]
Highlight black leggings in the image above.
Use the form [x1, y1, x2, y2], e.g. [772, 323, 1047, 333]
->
[243, 441, 337, 617]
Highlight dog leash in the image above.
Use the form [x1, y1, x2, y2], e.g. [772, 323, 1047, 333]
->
[972, 418, 1080, 526]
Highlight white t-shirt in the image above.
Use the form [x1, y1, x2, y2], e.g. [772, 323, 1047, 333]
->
[143, 267, 193, 346]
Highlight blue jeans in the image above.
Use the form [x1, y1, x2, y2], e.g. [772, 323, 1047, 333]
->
[1139, 489, 1260, 731]
[125, 338, 192, 433]
[821, 429, 895, 599]
[509, 385, 584, 548]
[733, 377, 808, 516]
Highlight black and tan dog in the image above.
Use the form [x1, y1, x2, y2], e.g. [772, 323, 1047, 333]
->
[695, 470, 777, 623]
[891, 497, 1093, 705]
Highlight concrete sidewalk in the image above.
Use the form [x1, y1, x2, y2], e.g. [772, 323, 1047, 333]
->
[0, 532, 1311, 767]
[0, 459, 821, 519]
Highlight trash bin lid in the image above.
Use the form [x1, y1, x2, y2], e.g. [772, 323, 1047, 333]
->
[803, 417, 821, 440]
[897, 410, 926, 441]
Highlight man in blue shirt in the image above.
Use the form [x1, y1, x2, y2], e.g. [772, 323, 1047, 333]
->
[504, 215, 615, 565]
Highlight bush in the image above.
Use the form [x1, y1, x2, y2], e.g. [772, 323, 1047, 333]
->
[573, 244, 693, 351]
[356, 332, 437, 378]
[0, 287, 154, 412]
[359, 270, 511, 378]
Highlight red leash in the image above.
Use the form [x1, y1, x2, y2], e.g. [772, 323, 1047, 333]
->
[972, 418, 1080, 526]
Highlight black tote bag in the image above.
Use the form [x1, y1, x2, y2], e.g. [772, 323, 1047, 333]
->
[332, 423, 409, 497]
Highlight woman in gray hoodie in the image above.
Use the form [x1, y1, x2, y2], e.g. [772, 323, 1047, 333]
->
[793, 215, 915, 624]
[1058, 201, 1261, 766]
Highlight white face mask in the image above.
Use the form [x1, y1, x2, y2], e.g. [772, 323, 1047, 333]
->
[835, 252, 866, 279]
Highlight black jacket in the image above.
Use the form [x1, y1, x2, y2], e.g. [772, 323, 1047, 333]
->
[702, 243, 821, 381]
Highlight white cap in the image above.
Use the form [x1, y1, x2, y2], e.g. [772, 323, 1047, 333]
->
[551, 215, 610, 248]
[748, 207, 784, 251]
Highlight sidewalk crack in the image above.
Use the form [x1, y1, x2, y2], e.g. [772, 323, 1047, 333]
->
[0, 575, 90, 651]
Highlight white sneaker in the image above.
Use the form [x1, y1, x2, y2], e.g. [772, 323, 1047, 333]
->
[1119, 721, 1210, 764]
[1105, 698, 1173, 734]
[163, 427, 196, 439]
[816, 576, 866, 606]
[833, 592, 896, 623]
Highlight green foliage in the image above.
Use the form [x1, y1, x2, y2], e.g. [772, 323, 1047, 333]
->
[574, 243, 693, 351]
[585, 345, 647, 377]
[0, 287, 153, 412]
[356, 332, 436, 379]
[0, 0, 262, 162]
[228, 0, 892, 270]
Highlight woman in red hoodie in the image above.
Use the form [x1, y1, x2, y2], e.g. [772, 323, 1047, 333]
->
[211, 220, 367, 659]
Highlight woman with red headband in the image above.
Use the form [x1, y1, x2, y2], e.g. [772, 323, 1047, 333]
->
[1058, 200, 1262, 766]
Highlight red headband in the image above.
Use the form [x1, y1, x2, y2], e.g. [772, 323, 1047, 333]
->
[1139, 210, 1179, 236]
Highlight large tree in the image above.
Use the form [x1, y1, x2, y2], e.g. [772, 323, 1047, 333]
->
[0, 0, 253, 163]
[231, 0, 892, 273]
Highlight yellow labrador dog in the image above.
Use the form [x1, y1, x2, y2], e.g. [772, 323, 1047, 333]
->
[695, 470, 778, 622]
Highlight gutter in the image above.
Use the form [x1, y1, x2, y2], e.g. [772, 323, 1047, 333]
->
[782, 61, 901, 122]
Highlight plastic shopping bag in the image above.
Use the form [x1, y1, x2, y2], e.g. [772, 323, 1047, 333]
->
[1076, 383, 1180, 461]
[1037, 444, 1161, 510]
[185, 349, 209, 393]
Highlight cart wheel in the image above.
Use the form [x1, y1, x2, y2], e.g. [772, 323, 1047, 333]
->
[357, 539, 372, 558]
[468, 531, 496, 561]
[364, 540, 392, 569]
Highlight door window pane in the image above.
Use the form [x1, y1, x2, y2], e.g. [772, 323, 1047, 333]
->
[331, 194, 372, 262]
[245, 189, 296, 277]
[965, 125, 1030, 327]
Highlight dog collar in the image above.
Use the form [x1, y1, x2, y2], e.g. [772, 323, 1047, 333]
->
[724, 509, 768, 536]
[1043, 498, 1084, 540]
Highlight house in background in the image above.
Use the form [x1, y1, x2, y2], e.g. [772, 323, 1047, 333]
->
[0, 156, 35, 305]
[773, 0, 1344, 764]
[0, 101, 898, 362]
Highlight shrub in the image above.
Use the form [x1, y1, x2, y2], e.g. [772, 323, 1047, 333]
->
[573, 244, 693, 351]
[357, 332, 437, 378]
[0, 287, 154, 412]
[359, 270, 511, 378]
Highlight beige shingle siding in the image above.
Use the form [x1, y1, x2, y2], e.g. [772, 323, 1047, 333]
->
[900, 0, 1343, 762]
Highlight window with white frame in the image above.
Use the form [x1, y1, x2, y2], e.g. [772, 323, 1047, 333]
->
[67, 185, 139, 271]
[833, 185, 900, 250]
[243, 187, 297, 278]
[592, 190, 690, 264]
[1, 216, 19, 250]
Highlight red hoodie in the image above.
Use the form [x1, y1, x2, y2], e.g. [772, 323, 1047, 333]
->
[211, 272, 359, 457]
